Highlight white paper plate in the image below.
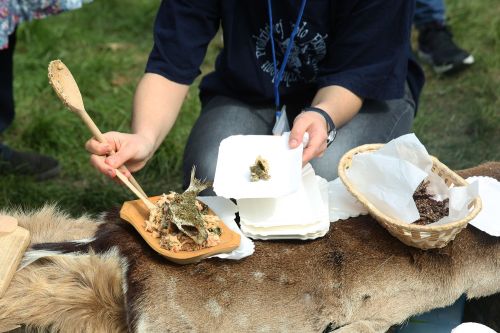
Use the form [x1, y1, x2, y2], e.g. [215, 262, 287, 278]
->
[240, 219, 330, 236]
[237, 165, 323, 227]
[242, 227, 329, 240]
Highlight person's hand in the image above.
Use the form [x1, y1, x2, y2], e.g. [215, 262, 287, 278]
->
[85, 132, 155, 179]
[289, 111, 328, 164]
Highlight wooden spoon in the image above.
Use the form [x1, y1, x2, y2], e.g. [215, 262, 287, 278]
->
[47, 59, 149, 199]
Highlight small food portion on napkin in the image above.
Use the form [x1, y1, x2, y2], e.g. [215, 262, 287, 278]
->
[213, 132, 303, 199]
[250, 155, 271, 182]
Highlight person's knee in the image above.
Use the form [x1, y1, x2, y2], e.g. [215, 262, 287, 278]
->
[386, 107, 414, 141]
[314, 164, 338, 181]
[310, 132, 371, 181]
[310, 157, 340, 181]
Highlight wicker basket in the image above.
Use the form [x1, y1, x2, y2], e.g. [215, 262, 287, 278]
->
[338, 144, 482, 250]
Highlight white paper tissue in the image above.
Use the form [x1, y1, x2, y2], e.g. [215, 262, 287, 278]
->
[466, 176, 500, 236]
[428, 181, 479, 226]
[452, 322, 497, 333]
[344, 133, 475, 224]
[197, 196, 254, 260]
[328, 177, 368, 222]
[347, 153, 427, 222]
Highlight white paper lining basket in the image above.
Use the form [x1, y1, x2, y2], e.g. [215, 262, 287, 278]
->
[338, 144, 482, 250]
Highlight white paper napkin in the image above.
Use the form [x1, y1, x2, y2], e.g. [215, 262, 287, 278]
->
[452, 322, 497, 333]
[375, 134, 449, 200]
[197, 196, 255, 260]
[329, 177, 368, 222]
[465, 176, 500, 236]
[213, 132, 303, 199]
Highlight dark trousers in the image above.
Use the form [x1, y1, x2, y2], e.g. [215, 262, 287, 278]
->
[0, 30, 16, 134]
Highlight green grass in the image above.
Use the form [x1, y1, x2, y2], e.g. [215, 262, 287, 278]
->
[413, 0, 500, 168]
[0, 0, 498, 216]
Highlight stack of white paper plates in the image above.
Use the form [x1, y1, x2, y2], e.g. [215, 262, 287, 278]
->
[213, 133, 329, 240]
[238, 165, 330, 240]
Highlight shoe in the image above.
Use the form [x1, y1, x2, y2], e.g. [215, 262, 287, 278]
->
[418, 22, 474, 75]
[0, 144, 61, 181]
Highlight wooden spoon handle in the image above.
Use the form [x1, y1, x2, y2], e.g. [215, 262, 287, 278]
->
[78, 110, 149, 198]
[115, 169, 156, 210]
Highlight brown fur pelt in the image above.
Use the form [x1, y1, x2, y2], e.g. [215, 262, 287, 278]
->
[0, 162, 499, 333]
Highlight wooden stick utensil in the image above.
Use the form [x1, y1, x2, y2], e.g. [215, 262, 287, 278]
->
[48, 60, 149, 199]
[115, 169, 156, 210]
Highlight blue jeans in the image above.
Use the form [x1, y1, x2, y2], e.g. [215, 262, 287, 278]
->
[0, 30, 16, 134]
[414, 0, 446, 29]
[396, 295, 466, 333]
[182, 84, 415, 193]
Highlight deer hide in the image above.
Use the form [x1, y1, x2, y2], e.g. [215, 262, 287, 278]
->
[0, 162, 499, 333]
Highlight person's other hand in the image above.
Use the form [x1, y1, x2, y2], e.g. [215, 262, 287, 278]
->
[85, 132, 155, 179]
[289, 111, 328, 164]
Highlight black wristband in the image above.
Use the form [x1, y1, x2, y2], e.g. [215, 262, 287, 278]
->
[302, 106, 335, 132]
[302, 106, 337, 147]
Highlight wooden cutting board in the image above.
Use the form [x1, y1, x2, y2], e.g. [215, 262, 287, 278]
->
[0, 226, 30, 298]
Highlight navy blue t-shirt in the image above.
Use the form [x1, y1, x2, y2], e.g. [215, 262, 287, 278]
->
[146, 0, 424, 111]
